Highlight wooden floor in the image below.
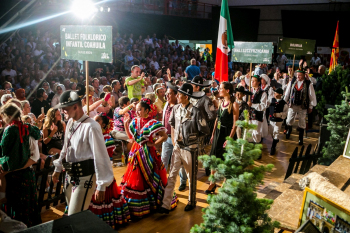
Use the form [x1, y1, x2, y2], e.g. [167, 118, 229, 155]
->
[41, 121, 319, 233]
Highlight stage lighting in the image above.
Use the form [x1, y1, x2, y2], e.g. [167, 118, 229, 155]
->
[108, 7, 110, 12]
[71, 0, 97, 19]
[100, 7, 103, 12]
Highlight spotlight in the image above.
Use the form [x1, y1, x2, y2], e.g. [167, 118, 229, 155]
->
[100, 7, 103, 12]
[71, 0, 97, 19]
[108, 7, 110, 12]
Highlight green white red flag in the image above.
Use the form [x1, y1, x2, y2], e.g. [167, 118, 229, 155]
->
[214, 0, 234, 83]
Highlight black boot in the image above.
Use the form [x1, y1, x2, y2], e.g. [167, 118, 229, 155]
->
[270, 139, 279, 155]
[299, 129, 304, 145]
[286, 126, 292, 139]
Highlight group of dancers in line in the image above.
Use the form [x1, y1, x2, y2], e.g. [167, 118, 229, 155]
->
[12, 68, 312, 229]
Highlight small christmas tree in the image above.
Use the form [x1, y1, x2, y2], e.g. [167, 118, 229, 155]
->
[191, 110, 279, 233]
[319, 88, 350, 165]
[316, 65, 350, 118]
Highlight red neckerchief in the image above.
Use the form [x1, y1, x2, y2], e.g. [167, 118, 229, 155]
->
[10, 120, 29, 143]
[294, 82, 304, 91]
[261, 84, 266, 90]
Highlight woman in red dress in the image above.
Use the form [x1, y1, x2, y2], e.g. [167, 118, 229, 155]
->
[121, 98, 177, 217]
[89, 113, 130, 228]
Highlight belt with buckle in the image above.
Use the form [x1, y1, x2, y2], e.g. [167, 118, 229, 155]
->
[63, 159, 95, 177]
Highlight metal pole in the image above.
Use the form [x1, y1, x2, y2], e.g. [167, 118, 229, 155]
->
[86, 61, 89, 115]
[0, 0, 38, 29]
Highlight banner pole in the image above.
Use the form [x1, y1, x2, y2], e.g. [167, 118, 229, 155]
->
[249, 62, 252, 91]
[292, 54, 295, 75]
[86, 60, 89, 115]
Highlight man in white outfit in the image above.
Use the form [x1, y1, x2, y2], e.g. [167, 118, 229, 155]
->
[284, 70, 317, 145]
[52, 91, 114, 215]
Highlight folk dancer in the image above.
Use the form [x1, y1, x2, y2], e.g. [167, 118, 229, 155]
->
[284, 70, 317, 145]
[247, 75, 268, 159]
[52, 91, 114, 215]
[159, 83, 210, 213]
[268, 88, 288, 155]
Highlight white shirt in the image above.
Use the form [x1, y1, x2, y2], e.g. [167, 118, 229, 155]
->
[53, 115, 114, 191]
[144, 85, 153, 95]
[31, 79, 40, 89]
[150, 61, 160, 70]
[261, 85, 274, 107]
[33, 49, 43, 57]
[1, 69, 17, 84]
[310, 56, 321, 66]
[251, 88, 268, 111]
[144, 38, 153, 45]
[283, 80, 317, 109]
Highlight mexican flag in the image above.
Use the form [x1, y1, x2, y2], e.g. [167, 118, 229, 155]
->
[214, 0, 234, 83]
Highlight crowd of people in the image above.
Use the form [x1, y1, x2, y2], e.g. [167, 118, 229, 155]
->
[0, 28, 329, 229]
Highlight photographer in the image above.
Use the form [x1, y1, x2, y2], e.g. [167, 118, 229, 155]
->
[125, 65, 145, 100]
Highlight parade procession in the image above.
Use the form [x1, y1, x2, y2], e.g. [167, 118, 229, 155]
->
[0, 0, 350, 232]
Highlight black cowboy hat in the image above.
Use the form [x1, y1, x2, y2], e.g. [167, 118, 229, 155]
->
[178, 83, 204, 99]
[166, 81, 178, 93]
[191, 75, 212, 87]
[274, 87, 284, 95]
[234, 86, 252, 95]
[54, 90, 81, 109]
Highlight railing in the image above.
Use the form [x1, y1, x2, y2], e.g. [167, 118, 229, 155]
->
[284, 143, 322, 180]
[34, 154, 66, 210]
[111, 0, 216, 19]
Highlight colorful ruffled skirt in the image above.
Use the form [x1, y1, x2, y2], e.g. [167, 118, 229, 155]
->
[88, 179, 130, 228]
[121, 142, 177, 217]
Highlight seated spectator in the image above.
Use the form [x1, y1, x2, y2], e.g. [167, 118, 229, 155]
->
[69, 82, 77, 90]
[51, 84, 65, 107]
[31, 88, 50, 117]
[20, 100, 44, 128]
[41, 81, 55, 104]
[154, 87, 166, 114]
[113, 96, 135, 132]
[43, 108, 66, 155]
[15, 88, 26, 101]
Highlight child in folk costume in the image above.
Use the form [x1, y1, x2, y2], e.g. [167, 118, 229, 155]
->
[89, 113, 130, 228]
[247, 75, 268, 158]
[260, 74, 274, 122]
[268, 88, 288, 155]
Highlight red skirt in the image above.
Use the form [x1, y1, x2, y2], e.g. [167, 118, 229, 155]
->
[121, 142, 177, 217]
[89, 179, 130, 228]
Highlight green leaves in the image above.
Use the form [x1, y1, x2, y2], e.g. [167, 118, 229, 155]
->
[191, 110, 278, 233]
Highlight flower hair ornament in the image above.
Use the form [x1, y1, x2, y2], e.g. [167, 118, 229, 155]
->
[140, 98, 151, 105]
[98, 112, 114, 134]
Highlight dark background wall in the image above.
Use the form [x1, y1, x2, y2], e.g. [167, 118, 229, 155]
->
[281, 10, 350, 48]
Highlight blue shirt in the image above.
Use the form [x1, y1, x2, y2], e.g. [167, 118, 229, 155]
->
[185, 65, 200, 81]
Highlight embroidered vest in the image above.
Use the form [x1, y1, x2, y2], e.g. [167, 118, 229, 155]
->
[269, 98, 286, 122]
[289, 77, 310, 109]
[250, 88, 264, 122]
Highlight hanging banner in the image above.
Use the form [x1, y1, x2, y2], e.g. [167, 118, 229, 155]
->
[231, 41, 273, 64]
[278, 37, 316, 56]
[60, 25, 112, 63]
